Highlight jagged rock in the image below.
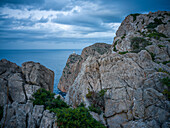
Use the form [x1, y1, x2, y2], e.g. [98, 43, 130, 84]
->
[113, 11, 170, 64]
[0, 78, 9, 106]
[81, 43, 112, 60]
[0, 59, 22, 106]
[58, 53, 83, 92]
[39, 110, 56, 128]
[8, 73, 26, 103]
[24, 84, 41, 100]
[65, 49, 170, 127]
[90, 112, 106, 126]
[107, 113, 128, 128]
[0, 59, 55, 128]
[22, 61, 54, 92]
[0, 59, 21, 79]
[58, 43, 111, 92]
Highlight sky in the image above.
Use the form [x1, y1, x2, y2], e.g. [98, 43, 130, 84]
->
[0, 0, 170, 49]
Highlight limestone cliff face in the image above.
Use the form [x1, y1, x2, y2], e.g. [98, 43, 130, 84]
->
[64, 11, 170, 128]
[113, 11, 170, 64]
[0, 59, 56, 128]
[58, 43, 112, 92]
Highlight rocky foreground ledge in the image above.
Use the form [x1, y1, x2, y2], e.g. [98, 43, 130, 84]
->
[0, 59, 55, 127]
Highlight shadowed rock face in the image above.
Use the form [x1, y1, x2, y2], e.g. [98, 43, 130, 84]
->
[65, 11, 170, 128]
[58, 43, 112, 92]
[0, 59, 55, 128]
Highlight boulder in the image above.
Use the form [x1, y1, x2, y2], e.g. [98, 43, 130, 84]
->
[22, 61, 54, 92]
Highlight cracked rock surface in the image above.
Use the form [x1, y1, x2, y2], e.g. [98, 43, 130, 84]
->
[0, 59, 56, 128]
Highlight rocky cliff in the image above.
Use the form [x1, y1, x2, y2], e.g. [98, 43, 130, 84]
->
[0, 59, 55, 128]
[58, 43, 112, 92]
[63, 11, 170, 128]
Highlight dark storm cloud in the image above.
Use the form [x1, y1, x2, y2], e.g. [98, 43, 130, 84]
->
[0, 0, 170, 49]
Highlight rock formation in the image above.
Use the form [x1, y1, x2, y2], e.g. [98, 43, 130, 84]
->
[0, 59, 55, 128]
[63, 11, 170, 128]
[58, 43, 112, 92]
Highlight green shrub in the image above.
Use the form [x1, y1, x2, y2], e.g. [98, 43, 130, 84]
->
[0, 106, 3, 121]
[50, 107, 106, 128]
[88, 104, 102, 115]
[160, 77, 170, 99]
[131, 37, 152, 52]
[78, 102, 86, 108]
[164, 12, 170, 16]
[158, 44, 165, 48]
[162, 61, 170, 65]
[158, 68, 170, 75]
[147, 32, 167, 39]
[121, 34, 126, 39]
[113, 40, 119, 52]
[86, 89, 106, 113]
[119, 51, 128, 55]
[147, 51, 155, 61]
[32, 88, 69, 109]
[160, 77, 170, 87]
[146, 18, 165, 29]
[99, 89, 107, 97]
[130, 13, 141, 21]
[32, 89, 106, 128]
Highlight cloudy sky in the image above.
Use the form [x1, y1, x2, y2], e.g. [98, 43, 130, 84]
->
[0, 0, 170, 49]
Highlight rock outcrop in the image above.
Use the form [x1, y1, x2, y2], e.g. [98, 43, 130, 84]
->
[0, 59, 55, 128]
[63, 11, 170, 128]
[58, 43, 112, 92]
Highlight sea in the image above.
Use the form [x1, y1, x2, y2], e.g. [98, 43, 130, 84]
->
[0, 49, 82, 96]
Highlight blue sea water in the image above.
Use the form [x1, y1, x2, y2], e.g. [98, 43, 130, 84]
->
[0, 49, 82, 95]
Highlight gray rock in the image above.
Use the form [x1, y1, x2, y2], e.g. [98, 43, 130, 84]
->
[24, 84, 40, 100]
[8, 73, 26, 103]
[22, 61, 54, 92]
[90, 112, 106, 126]
[39, 110, 56, 128]
[107, 113, 128, 128]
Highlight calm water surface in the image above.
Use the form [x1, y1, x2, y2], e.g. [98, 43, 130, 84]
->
[0, 49, 82, 95]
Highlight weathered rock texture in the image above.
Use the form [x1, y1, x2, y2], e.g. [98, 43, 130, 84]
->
[64, 11, 170, 128]
[0, 59, 56, 128]
[58, 43, 112, 92]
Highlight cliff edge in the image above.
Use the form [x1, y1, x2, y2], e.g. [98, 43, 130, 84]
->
[63, 11, 170, 128]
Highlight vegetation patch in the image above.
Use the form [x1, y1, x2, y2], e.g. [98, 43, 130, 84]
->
[32, 88, 69, 109]
[162, 61, 170, 65]
[88, 104, 102, 115]
[130, 37, 152, 52]
[130, 13, 141, 22]
[50, 107, 105, 128]
[146, 18, 165, 29]
[160, 77, 170, 99]
[121, 34, 126, 39]
[86, 89, 106, 113]
[147, 32, 167, 39]
[157, 68, 170, 75]
[164, 12, 170, 16]
[113, 40, 119, 52]
[118, 51, 129, 55]
[32, 88, 106, 128]
[158, 44, 165, 48]
[147, 51, 156, 61]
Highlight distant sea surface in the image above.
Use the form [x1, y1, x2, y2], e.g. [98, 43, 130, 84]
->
[0, 49, 82, 95]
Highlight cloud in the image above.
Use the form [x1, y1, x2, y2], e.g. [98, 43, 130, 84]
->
[0, 0, 170, 49]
